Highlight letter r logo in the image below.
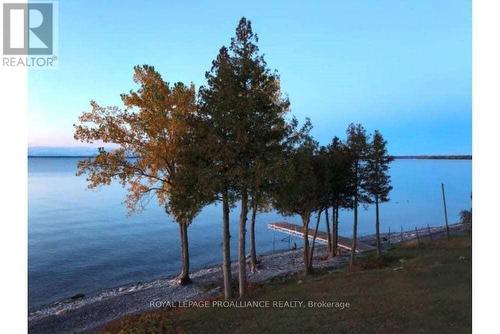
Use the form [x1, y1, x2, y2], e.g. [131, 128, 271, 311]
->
[3, 3, 53, 55]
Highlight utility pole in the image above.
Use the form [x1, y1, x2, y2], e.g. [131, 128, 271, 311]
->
[441, 183, 450, 239]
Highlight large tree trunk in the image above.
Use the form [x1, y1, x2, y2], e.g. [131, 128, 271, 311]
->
[309, 210, 322, 266]
[222, 189, 232, 300]
[238, 189, 248, 298]
[302, 213, 312, 275]
[249, 197, 258, 273]
[178, 221, 191, 285]
[325, 207, 332, 257]
[375, 195, 381, 257]
[350, 194, 358, 266]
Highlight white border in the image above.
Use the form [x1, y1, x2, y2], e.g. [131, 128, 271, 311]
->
[0, 0, 496, 331]
[0, 0, 28, 331]
[473, 0, 500, 332]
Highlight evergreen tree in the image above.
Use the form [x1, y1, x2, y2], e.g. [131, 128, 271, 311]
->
[345, 123, 371, 266]
[366, 130, 393, 257]
[273, 119, 319, 275]
[199, 17, 290, 297]
[198, 46, 238, 299]
[326, 137, 355, 257]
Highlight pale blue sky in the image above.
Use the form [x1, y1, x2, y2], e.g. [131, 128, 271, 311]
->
[28, 0, 471, 154]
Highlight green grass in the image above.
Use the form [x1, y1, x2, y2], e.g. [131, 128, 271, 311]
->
[101, 236, 472, 334]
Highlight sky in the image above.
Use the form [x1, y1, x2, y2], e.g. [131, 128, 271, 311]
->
[28, 0, 471, 155]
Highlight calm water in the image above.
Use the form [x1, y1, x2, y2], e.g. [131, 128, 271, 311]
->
[28, 157, 471, 310]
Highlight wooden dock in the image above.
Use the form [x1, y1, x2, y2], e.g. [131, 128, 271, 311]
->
[268, 221, 376, 253]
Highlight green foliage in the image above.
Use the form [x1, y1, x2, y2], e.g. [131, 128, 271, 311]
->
[365, 130, 394, 203]
[346, 123, 372, 205]
[326, 137, 356, 210]
[198, 17, 290, 202]
[273, 119, 319, 220]
[198, 17, 293, 295]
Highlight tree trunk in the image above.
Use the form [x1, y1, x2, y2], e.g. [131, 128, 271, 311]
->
[375, 195, 381, 257]
[222, 189, 232, 300]
[309, 210, 322, 266]
[333, 206, 339, 255]
[350, 195, 358, 266]
[178, 221, 191, 285]
[331, 207, 335, 256]
[238, 189, 248, 298]
[249, 197, 258, 273]
[325, 207, 332, 257]
[330, 206, 336, 256]
[302, 213, 312, 275]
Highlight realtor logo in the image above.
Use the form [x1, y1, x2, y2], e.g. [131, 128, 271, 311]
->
[3, 3, 53, 55]
[2, 2, 57, 68]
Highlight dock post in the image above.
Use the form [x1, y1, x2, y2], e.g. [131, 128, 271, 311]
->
[427, 224, 432, 240]
[441, 183, 450, 239]
[400, 225, 404, 242]
[388, 227, 391, 246]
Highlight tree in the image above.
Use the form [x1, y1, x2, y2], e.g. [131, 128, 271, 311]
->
[459, 209, 472, 225]
[289, 140, 351, 270]
[230, 17, 290, 296]
[74, 65, 205, 284]
[199, 17, 290, 297]
[365, 130, 393, 257]
[273, 119, 319, 275]
[308, 146, 331, 263]
[326, 137, 355, 257]
[198, 46, 238, 299]
[165, 110, 214, 283]
[248, 190, 272, 272]
[345, 123, 371, 266]
[248, 76, 290, 272]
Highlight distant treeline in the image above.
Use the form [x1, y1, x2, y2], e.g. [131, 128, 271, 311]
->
[392, 155, 472, 160]
[28, 155, 98, 158]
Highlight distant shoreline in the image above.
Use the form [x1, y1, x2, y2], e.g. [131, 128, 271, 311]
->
[391, 155, 472, 160]
[28, 155, 473, 160]
[28, 155, 97, 158]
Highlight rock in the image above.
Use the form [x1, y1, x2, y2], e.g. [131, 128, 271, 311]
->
[393, 266, 404, 271]
[297, 280, 303, 284]
[70, 293, 85, 300]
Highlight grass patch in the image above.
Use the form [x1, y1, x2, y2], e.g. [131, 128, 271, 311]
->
[100, 236, 471, 334]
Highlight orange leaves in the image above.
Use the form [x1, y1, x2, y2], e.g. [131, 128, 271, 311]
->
[73, 65, 203, 217]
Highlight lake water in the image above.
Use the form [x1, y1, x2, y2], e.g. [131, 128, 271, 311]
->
[28, 157, 471, 310]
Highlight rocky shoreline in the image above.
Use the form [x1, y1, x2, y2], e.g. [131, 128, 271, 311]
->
[28, 223, 467, 333]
